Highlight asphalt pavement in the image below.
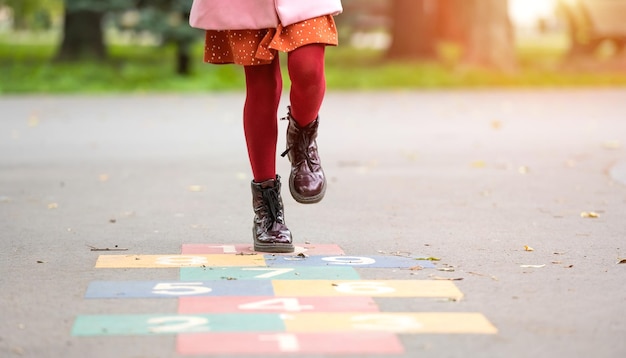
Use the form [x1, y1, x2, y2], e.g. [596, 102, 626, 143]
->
[1, 89, 625, 358]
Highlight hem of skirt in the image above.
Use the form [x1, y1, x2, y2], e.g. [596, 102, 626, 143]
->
[204, 41, 338, 66]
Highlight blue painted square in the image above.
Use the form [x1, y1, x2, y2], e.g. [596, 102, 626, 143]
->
[264, 255, 435, 269]
[85, 280, 275, 299]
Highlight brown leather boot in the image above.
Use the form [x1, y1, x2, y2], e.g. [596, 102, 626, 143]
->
[281, 107, 326, 204]
[251, 175, 294, 253]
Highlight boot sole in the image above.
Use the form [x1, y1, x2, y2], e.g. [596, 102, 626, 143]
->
[289, 175, 327, 204]
[252, 228, 295, 253]
[253, 241, 295, 253]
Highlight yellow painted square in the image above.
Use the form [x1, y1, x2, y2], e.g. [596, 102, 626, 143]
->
[271, 280, 463, 300]
[283, 313, 497, 334]
[95, 254, 266, 268]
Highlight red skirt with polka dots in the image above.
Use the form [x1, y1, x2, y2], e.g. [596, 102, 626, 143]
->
[203, 15, 338, 66]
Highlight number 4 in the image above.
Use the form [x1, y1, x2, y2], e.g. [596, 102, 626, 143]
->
[239, 298, 314, 312]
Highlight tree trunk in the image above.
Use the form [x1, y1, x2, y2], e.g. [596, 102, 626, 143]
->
[458, 0, 516, 70]
[176, 41, 191, 76]
[55, 9, 107, 61]
[386, 0, 438, 60]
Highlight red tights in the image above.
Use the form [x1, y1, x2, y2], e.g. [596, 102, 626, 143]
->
[243, 44, 326, 182]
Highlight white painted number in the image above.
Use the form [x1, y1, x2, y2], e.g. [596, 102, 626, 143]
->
[351, 314, 424, 332]
[152, 282, 212, 296]
[259, 334, 300, 352]
[322, 256, 376, 265]
[242, 268, 295, 278]
[333, 282, 396, 295]
[239, 298, 314, 312]
[156, 255, 208, 266]
[147, 316, 209, 333]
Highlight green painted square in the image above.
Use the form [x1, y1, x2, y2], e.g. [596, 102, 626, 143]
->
[72, 314, 285, 336]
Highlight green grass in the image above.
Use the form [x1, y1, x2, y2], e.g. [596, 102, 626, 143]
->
[1, 33, 626, 94]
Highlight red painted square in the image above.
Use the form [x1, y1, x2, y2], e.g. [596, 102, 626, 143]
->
[178, 296, 381, 314]
[181, 243, 345, 256]
[177, 332, 404, 355]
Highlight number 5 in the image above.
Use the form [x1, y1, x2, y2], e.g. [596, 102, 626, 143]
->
[152, 282, 212, 296]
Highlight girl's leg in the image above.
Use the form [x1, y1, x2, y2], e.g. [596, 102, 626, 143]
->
[287, 44, 326, 126]
[283, 44, 327, 204]
[244, 57, 293, 253]
[243, 57, 283, 182]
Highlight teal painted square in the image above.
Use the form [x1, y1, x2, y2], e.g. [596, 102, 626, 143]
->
[72, 314, 285, 336]
[180, 266, 361, 281]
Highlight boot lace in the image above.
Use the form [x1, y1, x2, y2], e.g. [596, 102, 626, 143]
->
[261, 186, 281, 226]
[280, 119, 315, 172]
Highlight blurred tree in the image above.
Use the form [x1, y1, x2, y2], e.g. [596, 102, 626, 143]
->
[387, 0, 438, 59]
[385, 0, 515, 69]
[126, 0, 197, 75]
[55, 0, 131, 61]
[435, 0, 516, 69]
[54, 0, 197, 74]
[454, 0, 516, 70]
[0, 0, 60, 30]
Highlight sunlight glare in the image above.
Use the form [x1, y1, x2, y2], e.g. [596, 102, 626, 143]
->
[509, 0, 557, 25]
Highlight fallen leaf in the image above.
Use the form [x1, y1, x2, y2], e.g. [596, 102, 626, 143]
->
[491, 120, 502, 129]
[431, 276, 464, 281]
[409, 265, 424, 271]
[603, 140, 622, 149]
[580, 211, 599, 218]
[27, 114, 39, 127]
[47, 203, 58, 209]
[88, 245, 128, 252]
[36, 260, 45, 264]
[518, 166, 529, 174]
[524, 245, 534, 252]
[468, 272, 499, 281]
[520, 264, 545, 268]
[416, 257, 441, 261]
[471, 160, 486, 168]
[188, 185, 205, 192]
[618, 259, 626, 264]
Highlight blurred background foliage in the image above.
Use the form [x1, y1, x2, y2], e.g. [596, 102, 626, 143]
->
[0, 0, 625, 93]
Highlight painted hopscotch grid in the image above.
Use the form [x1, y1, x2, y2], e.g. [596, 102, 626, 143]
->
[84, 279, 464, 299]
[95, 254, 436, 269]
[181, 243, 346, 255]
[178, 332, 405, 355]
[72, 312, 497, 336]
[177, 296, 381, 314]
[73, 243, 498, 356]
[179, 266, 361, 281]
